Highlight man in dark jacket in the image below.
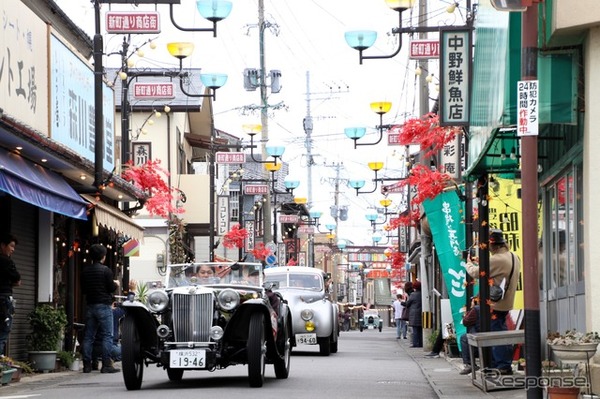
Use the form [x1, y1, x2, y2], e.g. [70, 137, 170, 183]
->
[81, 244, 120, 373]
[0, 233, 20, 355]
[402, 281, 423, 348]
[459, 296, 480, 375]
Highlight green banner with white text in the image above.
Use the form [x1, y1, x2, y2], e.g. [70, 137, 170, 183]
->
[422, 191, 467, 348]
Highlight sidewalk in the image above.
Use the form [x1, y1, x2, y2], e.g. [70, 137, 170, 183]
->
[397, 338, 527, 399]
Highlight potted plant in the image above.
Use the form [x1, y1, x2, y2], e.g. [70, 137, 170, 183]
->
[547, 329, 600, 363]
[0, 356, 17, 385]
[27, 304, 68, 372]
[542, 360, 580, 399]
[57, 350, 74, 371]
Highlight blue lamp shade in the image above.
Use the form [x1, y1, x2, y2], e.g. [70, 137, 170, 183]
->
[325, 223, 336, 231]
[200, 73, 228, 89]
[337, 240, 347, 250]
[266, 144, 286, 158]
[196, 0, 233, 22]
[344, 127, 367, 140]
[344, 30, 377, 51]
[365, 212, 378, 222]
[309, 208, 323, 220]
[348, 179, 365, 189]
[372, 234, 382, 243]
[284, 178, 300, 190]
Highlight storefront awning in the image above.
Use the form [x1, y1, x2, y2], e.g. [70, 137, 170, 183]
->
[0, 148, 88, 220]
[82, 194, 144, 240]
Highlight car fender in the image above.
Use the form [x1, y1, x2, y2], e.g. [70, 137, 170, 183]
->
[288, 297, 334, 337]
[121, 301, 160, 353]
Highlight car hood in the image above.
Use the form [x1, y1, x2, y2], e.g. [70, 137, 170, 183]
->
[275, 288, 327, 304]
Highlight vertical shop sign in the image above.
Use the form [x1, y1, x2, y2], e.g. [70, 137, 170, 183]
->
[440, 29, 470, 126]
[517, 80, 539, 136]
[217, 196, 229, 236]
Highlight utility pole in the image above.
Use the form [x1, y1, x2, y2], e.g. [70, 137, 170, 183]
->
[258, 0, 273, 245]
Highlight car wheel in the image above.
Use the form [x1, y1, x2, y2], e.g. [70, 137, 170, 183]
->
[360, 325, 364, 332]
[273, 319, 291, 379]
[247, 312, 266, 387]
[318, 336, 331, 356]
[379, 324, 383, 332]
[167, 368, 184, 381]
[121, 315, 144, 390]
[330, 332, 338, 354]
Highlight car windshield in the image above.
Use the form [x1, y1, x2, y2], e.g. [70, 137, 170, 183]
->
[364, 310, 379, 317]
[165, 262, 263, 289]
[265, 272, 322, 291]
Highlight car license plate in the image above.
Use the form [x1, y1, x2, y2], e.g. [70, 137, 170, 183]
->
[368, 325, 375, 329]
[170, 349, 206, 368]
[296, 333, 317, 345]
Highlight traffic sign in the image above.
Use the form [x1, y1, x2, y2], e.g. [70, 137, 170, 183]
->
[265, 255, 277, 265]
[216, 152, 246, 164]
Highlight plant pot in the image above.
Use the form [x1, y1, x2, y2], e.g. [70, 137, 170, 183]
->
[1, 368, 16, 385]
[70, 359, 80, 371]
[550, 343, 599, 363]
[11, 366, 22, 382]
[28, 351, 58, 373]
[547, 386, 580, 399]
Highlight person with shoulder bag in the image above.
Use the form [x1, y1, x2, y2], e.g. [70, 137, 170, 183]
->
[465, 229, 521, 375]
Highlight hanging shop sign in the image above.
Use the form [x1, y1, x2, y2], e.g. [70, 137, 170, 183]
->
[105, 12, 160, 34]
[439, 28, 471, 126]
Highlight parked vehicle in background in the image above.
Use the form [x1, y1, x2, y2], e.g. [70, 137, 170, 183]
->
[359, 309, 383, 332]
[120, 262, 291, 390]
[264, 266, 339, 356]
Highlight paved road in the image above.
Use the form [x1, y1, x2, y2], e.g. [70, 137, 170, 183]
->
[0, 327, 528, 399]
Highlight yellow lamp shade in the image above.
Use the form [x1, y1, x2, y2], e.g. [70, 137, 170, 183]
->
[380, 198, 392, 208]
[385, 0, 416, 12]
[368, 162, 384, 172]
[326, 233, 336, 240]
[294, 197, 307, 204]
[167, 42, 195, 59]
[264, 158, 282, 172]
[242, 123, 262, 135]
[370, 101, 392, 115]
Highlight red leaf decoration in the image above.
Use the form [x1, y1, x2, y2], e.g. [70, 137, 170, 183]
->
[389, 113, 460, 158]
[222, 224, 249, 249]
[250, 242, 272, 261]
[121, 160, 185, 218]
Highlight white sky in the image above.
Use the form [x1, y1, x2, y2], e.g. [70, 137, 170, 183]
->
[55, 0, 467, 245]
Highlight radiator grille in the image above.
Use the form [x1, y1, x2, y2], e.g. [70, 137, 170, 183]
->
[172, 292, 214, 342]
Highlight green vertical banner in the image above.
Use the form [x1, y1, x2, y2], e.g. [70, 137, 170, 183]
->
[422, 190, 467, 348]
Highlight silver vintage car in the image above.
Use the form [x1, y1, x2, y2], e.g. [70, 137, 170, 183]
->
[120, 262, 291, 390]
[263, 266, 338, 356]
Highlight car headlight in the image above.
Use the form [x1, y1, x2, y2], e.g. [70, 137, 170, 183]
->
[217, 289, 240, 311]
[146, 290, 169, 312]
[300, 309, 314, 321]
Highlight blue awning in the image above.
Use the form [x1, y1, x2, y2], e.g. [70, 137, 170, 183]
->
[0, 148, 88, 220]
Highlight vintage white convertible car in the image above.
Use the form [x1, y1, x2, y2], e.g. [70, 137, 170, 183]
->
[264, 266, 339, 356]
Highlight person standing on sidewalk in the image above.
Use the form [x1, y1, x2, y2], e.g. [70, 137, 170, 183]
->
[459, 296, 480, 374]
[403, 281, 423, 348]
[81, 244, 120, 374]
[392, 293, 408, 339]
[0, 233, 20, 356]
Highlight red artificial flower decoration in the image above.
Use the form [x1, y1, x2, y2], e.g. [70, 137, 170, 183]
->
[121, 160, 184, 218]
[251, 242, 272, 261]
[388, 113, 460, 158]
[389, 251, 406, 269]
[222, 224, 249, 249]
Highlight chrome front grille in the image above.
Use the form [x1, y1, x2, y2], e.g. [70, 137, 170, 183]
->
[172, 292, 214, 342]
